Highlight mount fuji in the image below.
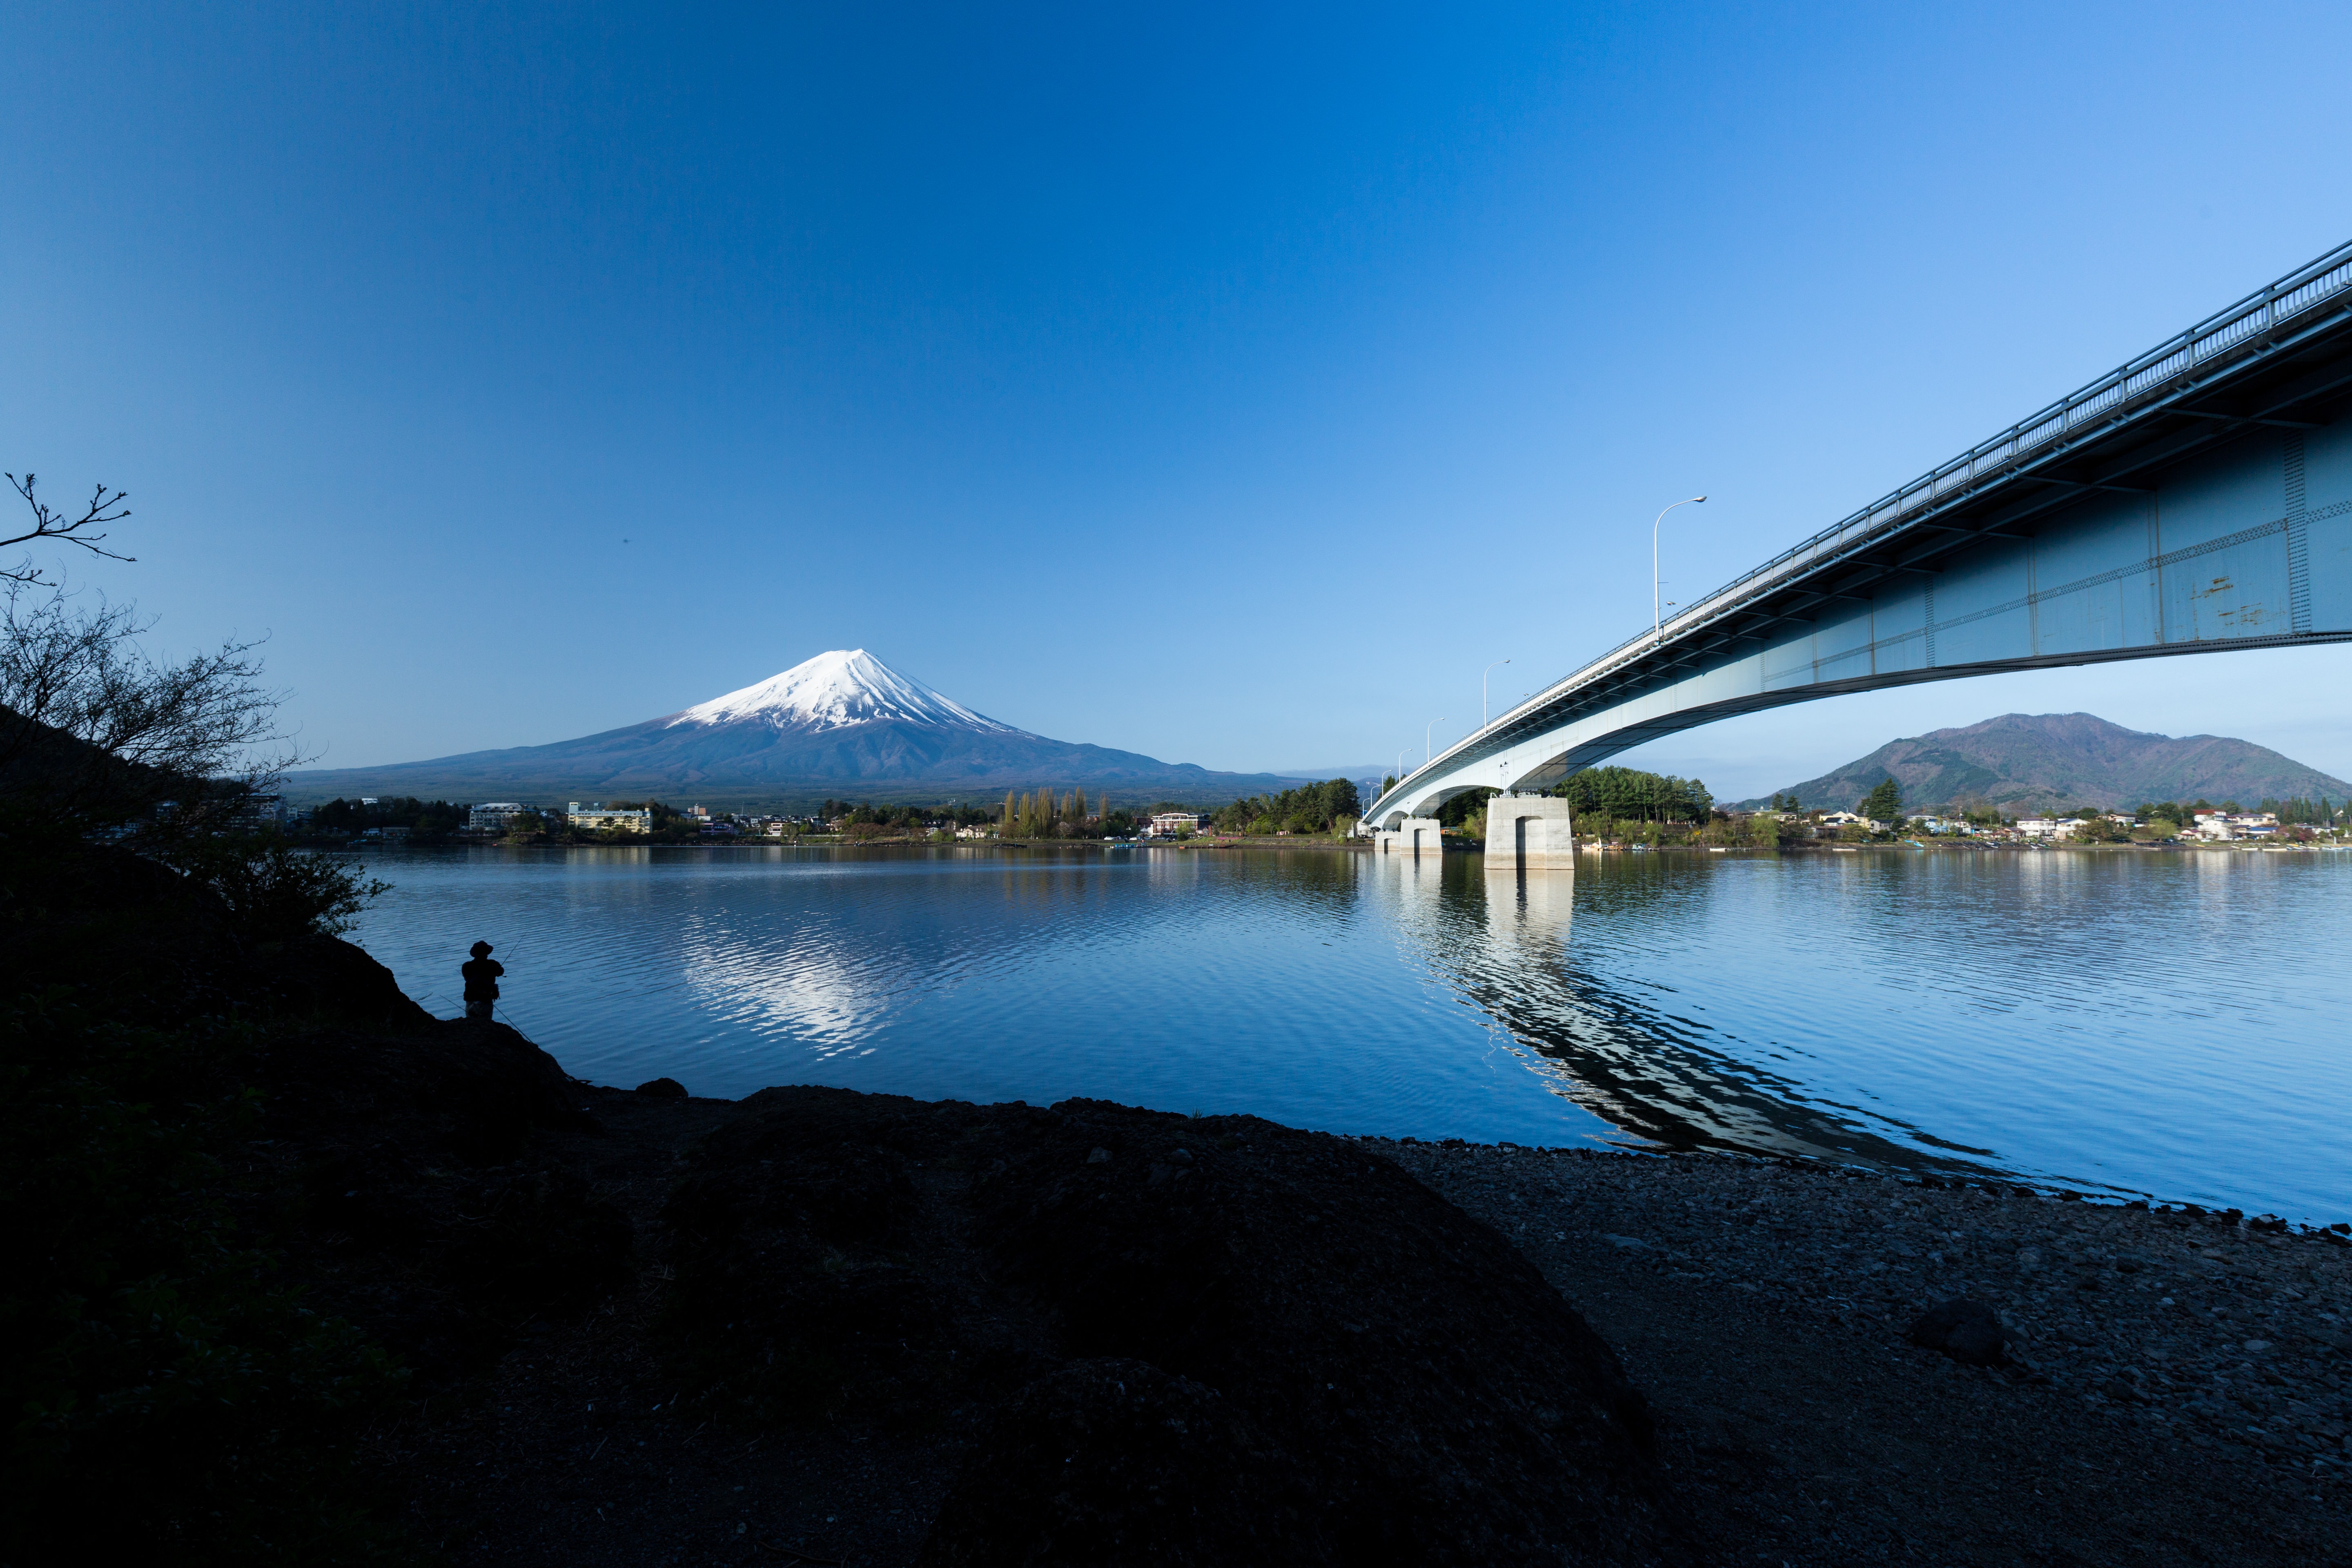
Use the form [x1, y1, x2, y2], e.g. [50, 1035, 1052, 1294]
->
[285, 650, 1311, 808]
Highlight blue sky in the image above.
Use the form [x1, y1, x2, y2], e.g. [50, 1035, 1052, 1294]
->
[7, 2, 2352, 799]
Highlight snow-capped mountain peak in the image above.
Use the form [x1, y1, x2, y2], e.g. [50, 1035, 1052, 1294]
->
[665, 649, 1021, 734]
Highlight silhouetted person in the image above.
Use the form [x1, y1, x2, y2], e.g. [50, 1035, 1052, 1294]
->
[461, 940, 504, 1021]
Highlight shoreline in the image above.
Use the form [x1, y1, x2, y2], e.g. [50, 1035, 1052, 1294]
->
[375, 1067, 2352, 1565]
[1378, 1134, 2352, 1562]
[303, 834, 2349, 853]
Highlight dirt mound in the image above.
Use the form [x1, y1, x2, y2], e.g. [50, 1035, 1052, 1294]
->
[664, 1088, 1667, 1565]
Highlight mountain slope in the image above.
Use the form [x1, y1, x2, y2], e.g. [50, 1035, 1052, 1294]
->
[285, 650, 1312, 808]
[1734, 713, 2352, 815]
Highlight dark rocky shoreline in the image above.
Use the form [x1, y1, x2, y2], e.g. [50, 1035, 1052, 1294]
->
[293, 1054, 1670, 1565]
[1384, 1139, 2351, 1564]
[282, 1012, 2351, 1565]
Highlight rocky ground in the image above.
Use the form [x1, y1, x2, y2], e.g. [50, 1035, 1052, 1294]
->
[341, 1058, 2352, 1566]
[356, 1085, 1666, 1566]
[1382, 1137, 2352, 1565]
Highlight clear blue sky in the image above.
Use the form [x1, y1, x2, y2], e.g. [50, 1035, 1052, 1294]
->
[8, 3, 2352, 799]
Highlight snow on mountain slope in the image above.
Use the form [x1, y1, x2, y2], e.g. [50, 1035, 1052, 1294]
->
[282, 647, 1325, 801]
[665, 650, 1023, 735]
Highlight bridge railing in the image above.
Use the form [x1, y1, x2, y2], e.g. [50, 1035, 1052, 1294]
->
[1381, 238, 2352, 809]
[1649, 238, 2352, 657]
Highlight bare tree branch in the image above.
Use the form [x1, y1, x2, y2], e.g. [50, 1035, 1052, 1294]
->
[4, 472, 133, 585]
[0, 579, 307, 831]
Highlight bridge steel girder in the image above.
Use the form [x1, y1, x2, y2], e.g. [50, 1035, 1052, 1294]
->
[1369, 241, 2352, 829]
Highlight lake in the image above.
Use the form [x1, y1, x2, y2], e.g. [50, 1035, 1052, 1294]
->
[341, 843, 2352, 1224]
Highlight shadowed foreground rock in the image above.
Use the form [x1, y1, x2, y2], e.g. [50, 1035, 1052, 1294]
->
[919, 1359, 1317, 1564]
[665, 1087, 1667, 1565]
[255, 1017, 633, 1379]
[1909, 1297, 2008, 1367]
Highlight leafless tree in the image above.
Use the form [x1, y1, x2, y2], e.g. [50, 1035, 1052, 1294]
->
[0, 578, 303, 828]
[4, 472, 133, 585]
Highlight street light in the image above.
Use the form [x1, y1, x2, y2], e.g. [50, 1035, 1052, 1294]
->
[1653, 495, 1707, 644]
[1426, 716, 1446, 766]
[1482, 659, 1510, 732]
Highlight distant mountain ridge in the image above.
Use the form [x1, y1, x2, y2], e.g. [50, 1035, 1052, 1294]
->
[1733, 713, 2352, 815]
[285, 650, 1313, 809]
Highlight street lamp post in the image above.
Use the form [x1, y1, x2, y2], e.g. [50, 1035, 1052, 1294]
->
[1426, 717, 1446, 767]
[1482, 658, 1510, 732]
[1653, 495, 1707, 644]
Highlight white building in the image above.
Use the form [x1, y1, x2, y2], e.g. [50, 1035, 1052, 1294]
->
[1147, 812, 1200, 837]
[2190, 811, 2278, 840]
[231, 792, 286, 831]
[468, 802, 532, 831]
[567, 801, 652, 834]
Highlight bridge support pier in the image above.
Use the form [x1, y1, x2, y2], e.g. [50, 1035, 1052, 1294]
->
[1379, 816, 1444, 856]
[1483, 793, 1573, 869]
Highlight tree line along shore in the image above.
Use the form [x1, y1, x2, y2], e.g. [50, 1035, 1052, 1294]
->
[272, 771, 2352, 853]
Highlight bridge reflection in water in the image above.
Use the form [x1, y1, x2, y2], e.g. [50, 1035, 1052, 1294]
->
[1376, 850, 2048, 1189]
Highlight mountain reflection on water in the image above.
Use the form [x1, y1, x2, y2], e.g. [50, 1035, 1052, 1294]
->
[344, 844, 2352, 1223]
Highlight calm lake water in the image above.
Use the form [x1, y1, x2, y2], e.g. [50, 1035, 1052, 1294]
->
[341, 844, 2352, 1224]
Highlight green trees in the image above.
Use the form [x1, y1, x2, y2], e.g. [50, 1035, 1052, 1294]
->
[1858, 777, 1902, 824]
[2263, 795, 2334, 825]
[2069, 811, 2128, 844]
[1553, 766, 1712, 824]
[1210, 778, 1362, 836]
[1393, 786, 1502, 839]
[1000, 787, 1101, 839]
[306, 795, 468, 840]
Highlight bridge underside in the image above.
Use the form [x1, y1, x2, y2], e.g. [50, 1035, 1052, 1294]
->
[1376, 361, 2352, 828]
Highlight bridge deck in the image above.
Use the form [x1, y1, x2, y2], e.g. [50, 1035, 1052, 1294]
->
[1371, 239, 2352, 825]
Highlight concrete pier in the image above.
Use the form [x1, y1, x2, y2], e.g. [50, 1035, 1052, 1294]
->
[1482, 793, 1573, 869]
[1379, 816, 1444, 856]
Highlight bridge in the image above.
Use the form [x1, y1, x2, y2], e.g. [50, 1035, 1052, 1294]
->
[1369, 239, 2352, 852]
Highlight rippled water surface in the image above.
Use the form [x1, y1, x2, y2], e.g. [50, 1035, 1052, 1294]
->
[344, 844, 2352, 1221]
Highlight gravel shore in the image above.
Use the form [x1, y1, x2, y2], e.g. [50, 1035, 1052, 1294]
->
[1378, 1137, 2351, 1564]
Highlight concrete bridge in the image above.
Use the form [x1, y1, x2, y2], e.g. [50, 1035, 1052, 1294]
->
[1370, 240, 2352, 858]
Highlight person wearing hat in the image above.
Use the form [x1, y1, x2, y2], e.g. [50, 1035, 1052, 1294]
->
[461, 940, 505, 1021]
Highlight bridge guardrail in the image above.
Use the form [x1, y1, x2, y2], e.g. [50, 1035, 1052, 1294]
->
[1381, 239, 2352, 809]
